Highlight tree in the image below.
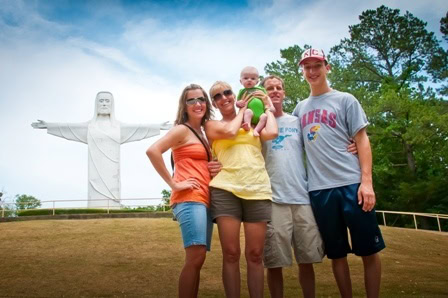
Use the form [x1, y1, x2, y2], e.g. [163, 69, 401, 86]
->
[328, 5, 448, 213]
[330, 5, 447, 96]
[441, 12, 448, 42]
[160, 189, 172, 211]
[15, 194, 41, 210]
[264, 45, 311, 112]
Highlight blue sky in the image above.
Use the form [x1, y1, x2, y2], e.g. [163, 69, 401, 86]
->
[0, 0, 446, 208]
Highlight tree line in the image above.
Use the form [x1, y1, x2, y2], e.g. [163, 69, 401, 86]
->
[264, 6, 448, 214]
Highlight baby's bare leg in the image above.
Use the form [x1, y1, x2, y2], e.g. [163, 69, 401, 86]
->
[253, 113, 267, 137]
[242, 109, 253, 131]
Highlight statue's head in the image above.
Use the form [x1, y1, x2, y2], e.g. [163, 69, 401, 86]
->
[95, 91, 114, 116]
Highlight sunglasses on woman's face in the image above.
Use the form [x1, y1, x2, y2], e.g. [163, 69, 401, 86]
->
[213, 89, 233, 101]
[186, 97, 206, 105]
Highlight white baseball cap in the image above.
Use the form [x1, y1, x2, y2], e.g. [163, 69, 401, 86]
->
[298, 49, 326, 66]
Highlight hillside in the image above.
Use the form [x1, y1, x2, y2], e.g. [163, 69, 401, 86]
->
[0, 218, 447, 297]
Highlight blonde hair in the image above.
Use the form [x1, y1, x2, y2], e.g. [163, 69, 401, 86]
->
[174, 84, 213, 126]
[240, 66, 259, 78]
[209, 81, 233, 100]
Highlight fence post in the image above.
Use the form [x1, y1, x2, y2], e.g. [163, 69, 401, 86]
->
[107, 199, 110, 214]
[53, 201, 55, 216]
[413, 214, 417, 230]
[382, 212, 387, 226]
[437, 215, 441, 232]
[2, 205, 4, 218]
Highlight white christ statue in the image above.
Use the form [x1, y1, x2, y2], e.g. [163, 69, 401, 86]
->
[31, 91, 171, 209]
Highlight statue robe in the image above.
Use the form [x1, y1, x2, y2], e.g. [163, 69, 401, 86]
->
[47, 122, 160, 208]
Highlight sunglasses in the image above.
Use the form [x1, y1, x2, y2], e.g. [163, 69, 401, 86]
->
[186, 97, 206, 105]
[213, 89, 233, 101]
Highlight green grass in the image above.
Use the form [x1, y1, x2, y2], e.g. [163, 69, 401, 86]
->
[0, 219, 447, 297]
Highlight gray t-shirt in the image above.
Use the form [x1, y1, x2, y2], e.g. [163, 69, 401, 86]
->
[293, 90, 368, 191]
[262, 114, 309, 204]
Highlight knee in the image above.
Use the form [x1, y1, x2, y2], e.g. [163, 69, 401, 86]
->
[223, 247, 241, 264]
[245, 248, 264, 265]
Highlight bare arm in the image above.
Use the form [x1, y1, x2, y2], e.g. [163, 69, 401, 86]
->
[146, 126, 200, 192]
[260, 110, 278, 142]
[205, 106, 247, 141]
[353, 128, 375, 212]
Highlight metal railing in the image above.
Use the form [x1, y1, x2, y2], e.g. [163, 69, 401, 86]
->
[1, 198, 170, 218]
[376, 210, 448, 232]
[2, 200, 447, 232]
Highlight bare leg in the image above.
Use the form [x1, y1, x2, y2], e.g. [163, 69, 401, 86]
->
[267, 267, 283, 298]
[253, 113, 267, 137]
[244, 221, 267, 298]
[362, 253, 381, 298]
[217, 216, 242, 298]
[178, 245, 207, 298]
[331, 257, 352, 298]
[242, 109, 253, 131]
[298, 263, 316, 298]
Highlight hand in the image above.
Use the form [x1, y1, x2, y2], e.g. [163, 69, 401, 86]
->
[208, 159, 222, 177]
[172, 178, 200, 191]
[358, 182, 376, 212]
[160, 121, 172, 130]
[347, 138, 357, 154]
[31, 120, 48, 129]
[235, 100, 245, 108]
[251, 91, 276, 113]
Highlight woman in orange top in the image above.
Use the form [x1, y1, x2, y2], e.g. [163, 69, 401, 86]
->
[146, 84, 214, 298]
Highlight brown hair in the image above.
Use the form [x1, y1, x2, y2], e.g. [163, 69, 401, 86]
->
[260, 75, 285, 89]
[174, 84, 213, 126]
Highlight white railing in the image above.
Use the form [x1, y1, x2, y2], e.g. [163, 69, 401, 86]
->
[1, 198, 170, 217]
[376, 210, 448, 232]
[2, 202, 447, 232]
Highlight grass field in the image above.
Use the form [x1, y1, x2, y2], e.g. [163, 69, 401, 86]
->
[0, 218, 447, 297]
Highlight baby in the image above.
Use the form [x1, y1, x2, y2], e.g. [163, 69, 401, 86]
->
[236, 66, 275, 137]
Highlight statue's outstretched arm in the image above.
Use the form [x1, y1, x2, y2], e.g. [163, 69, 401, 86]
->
[31, 120, 89, 144]
[31, 120, 48, 129]
[160, 121, 172, 130]
[120, 121, 173, 144]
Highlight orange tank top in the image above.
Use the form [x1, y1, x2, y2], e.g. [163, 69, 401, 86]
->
[170, 143, 211, 207]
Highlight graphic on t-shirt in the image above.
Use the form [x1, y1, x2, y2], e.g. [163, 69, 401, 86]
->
[307, 125, 320, 142]
[272, 134, 291, 149]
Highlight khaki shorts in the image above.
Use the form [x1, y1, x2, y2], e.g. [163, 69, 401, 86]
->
[210, 187, 272, 223]
[264, 202, 324, 267]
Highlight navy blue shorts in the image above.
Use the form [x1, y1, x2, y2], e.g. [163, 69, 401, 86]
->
[309, 183, 385, 259]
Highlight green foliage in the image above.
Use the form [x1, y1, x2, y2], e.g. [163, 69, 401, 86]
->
[160, 189, 171, 211]
[264, 44, 311, 112]
[441, 12, 448, 42]
[15, 194, 41, 210]
[330, 5, 447, 96]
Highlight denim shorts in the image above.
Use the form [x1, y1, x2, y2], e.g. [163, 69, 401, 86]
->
[172, 202, 213, 251]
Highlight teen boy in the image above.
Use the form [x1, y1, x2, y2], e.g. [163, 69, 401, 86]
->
[293, 49, 385, 298]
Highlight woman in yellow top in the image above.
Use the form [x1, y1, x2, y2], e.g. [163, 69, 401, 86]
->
[146, 84, 214, 298]
[205, 81, 278, 298]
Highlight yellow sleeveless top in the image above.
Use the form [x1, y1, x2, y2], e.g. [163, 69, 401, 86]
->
[210, 128, 272, 200]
